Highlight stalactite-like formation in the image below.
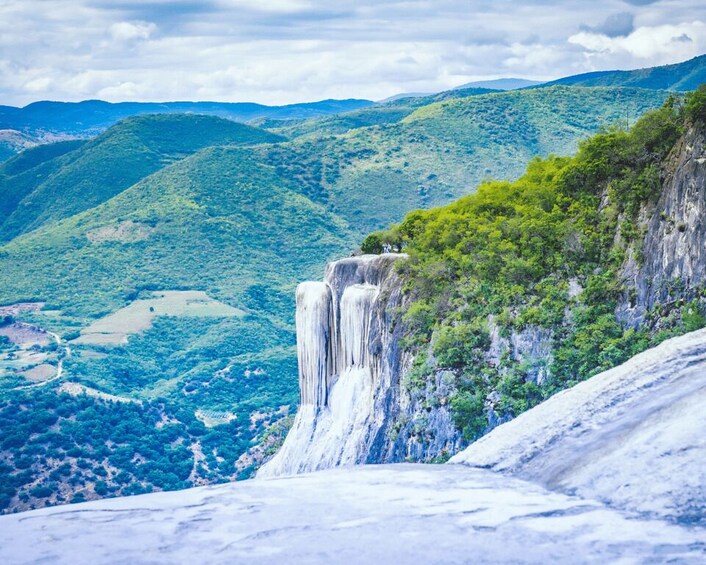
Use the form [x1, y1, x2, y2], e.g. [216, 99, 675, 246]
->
[337, 284, 378, 371]
[259, 254, 405, 477]
[296, 281, 334, 407]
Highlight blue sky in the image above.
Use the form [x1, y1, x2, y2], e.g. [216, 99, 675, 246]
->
[0, 0, 704, 105]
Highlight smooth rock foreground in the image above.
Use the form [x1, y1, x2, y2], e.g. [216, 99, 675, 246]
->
[451, 328, 706, 525]
[1, 464, 705, 564]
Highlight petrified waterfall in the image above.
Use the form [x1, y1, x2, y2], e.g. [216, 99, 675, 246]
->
[296, 282, 334, 407]
[259, 254, 406, 477]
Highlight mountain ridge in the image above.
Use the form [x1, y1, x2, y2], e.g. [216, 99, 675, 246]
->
[545, 53, 706, 91]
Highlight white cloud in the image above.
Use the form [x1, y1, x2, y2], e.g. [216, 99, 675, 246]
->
[569, 21, 706, 61]
[222, 0, 314, 12]
[23, 76, 54, 93]
[0, 1, 704, 106]
[109, 21, 157, 42]
[97, 81, 144, 99]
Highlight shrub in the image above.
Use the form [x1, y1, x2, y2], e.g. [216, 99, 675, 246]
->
[361, 233, 383, 254]
[685, 84, 706, 125]
[433, 322, 489, 368]
[682, 300, 706, 332]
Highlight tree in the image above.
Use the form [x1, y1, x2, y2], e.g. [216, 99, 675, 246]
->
[685, 84, 706, 125]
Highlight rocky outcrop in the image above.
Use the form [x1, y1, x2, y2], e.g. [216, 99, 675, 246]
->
[259, 254, 411, 476]
[621, 124, 706, 325]
[5, 464, 706, 564]
[259, 253, 465, 477]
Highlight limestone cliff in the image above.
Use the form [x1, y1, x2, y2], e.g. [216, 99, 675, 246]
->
[451, 327, 706, 525]
[621, 124, 706, 325]
[262, 122, 706, 476]
[260, 255, 408, 475]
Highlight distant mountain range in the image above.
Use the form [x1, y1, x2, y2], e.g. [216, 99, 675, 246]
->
[380, 54, 706, 110]
[0, 98, 374, 135]
[546, 54, 706, 91]
[454, 78, 544, 90]
[0, 98, 373, 161]
[2, 54, 705, 163]
[378, 79, 542, 103]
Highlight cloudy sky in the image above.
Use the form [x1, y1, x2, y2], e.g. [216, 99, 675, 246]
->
[1, 0, 704, 106]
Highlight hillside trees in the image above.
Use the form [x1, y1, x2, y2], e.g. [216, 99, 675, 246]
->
[364, 92, 692, 442]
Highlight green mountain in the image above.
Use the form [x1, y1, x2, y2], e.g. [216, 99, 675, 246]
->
[295, 86, 670, 233]
[0, 98, 373, 136]
[0, 83, 677, 513]
[547, 54, 706, 91]
[268, 87, 498, 139]
[0, 99, 373, 165]
[0, 114, 283, 241]
[454, 78, 544, 90]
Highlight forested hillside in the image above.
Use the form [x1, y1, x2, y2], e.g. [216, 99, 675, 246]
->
[547, 54, 706, 91]
[0, 98, 373, 162]
[363, 87, 706, 447]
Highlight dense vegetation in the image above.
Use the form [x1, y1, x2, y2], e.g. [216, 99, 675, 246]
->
[306, 86, 670, 234]
[365, 91, 706, 442]
[0, 115, 284, 241]
[0, 387, 290, 513]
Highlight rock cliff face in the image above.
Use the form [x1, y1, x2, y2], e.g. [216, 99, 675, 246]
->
[451, 327, 706, 525]
[263, 124, 706, 476]
[260, 253, 463, 477]
[622, 124, 706, 324]
[260, 255, 406, 475]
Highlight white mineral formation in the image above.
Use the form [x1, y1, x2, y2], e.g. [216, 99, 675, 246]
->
[2, 465, 705, 565]
[259, 254, 406, 476]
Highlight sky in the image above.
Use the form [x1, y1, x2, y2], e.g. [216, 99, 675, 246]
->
[0, 0, 705, 106]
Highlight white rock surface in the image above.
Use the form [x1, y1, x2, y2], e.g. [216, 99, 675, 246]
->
[2, 464, 705, 564]
[259, 254, 406, 476]
[451, 328, 706, 524]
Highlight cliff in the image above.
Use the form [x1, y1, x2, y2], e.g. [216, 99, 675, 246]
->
[451, 327, 706, 525]
[260, 253, 463, 477]
[259, 254, 411, 475]
[262, 99, 706, 475]
[622, 123, 706, 324]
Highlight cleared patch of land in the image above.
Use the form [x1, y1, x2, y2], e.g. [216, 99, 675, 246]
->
[58, 382, 139, 404]
[86, 221, 155, 244]
[74, 290, 245, 345]
[0, 322, 52, 347]
[0, 308, 61, 386]
[23, 364, 56, 382]
[195, 409, 237, 427]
